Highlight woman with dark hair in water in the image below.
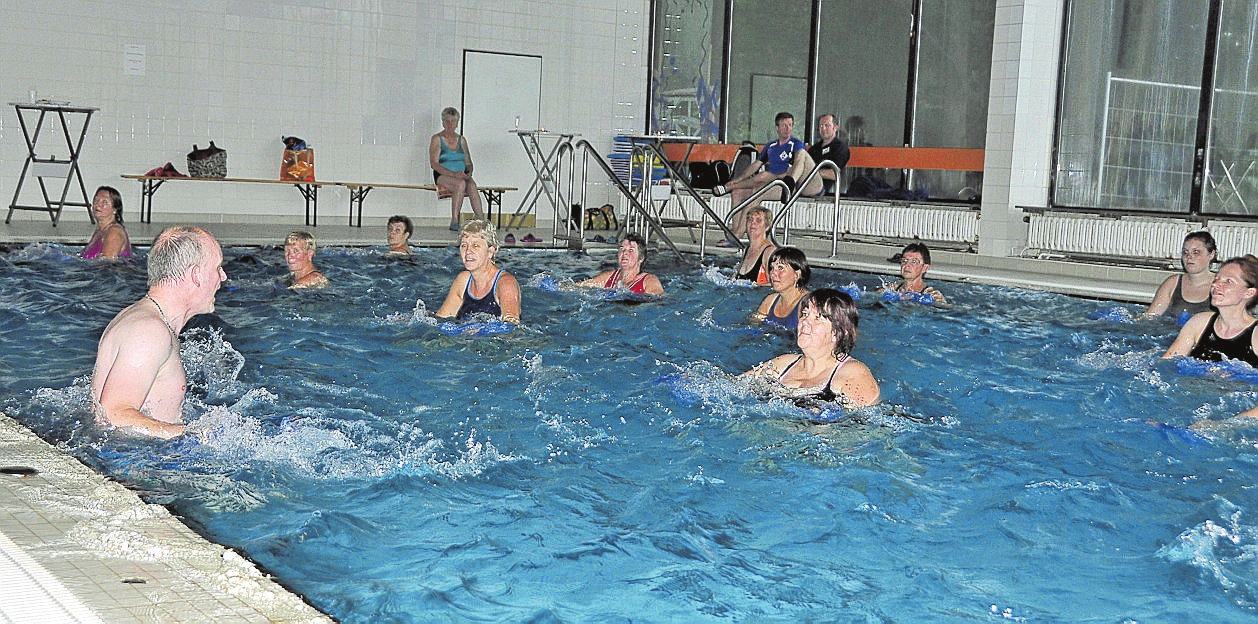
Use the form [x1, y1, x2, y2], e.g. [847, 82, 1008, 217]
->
[83, 186, 133, 260]
[744, 288, 879, 409]
[1164, 254, 1258, 367]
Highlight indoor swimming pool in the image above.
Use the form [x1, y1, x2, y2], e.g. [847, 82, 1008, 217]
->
[3, 242, 1258, 622]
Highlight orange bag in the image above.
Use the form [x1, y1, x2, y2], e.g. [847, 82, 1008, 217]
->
[280, 148, 315, 181]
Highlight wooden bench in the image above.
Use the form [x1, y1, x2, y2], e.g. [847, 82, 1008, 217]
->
[337, 182, 516, 227]
[121, 175, 332, 226]
[121, 174, 515, 227]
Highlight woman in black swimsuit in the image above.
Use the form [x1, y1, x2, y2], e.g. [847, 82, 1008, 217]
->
[734, 206, 777, 285]
[1163, 255, 1258, 366]
[744, 288, 880, 408]
[1144, 231, 1216, 319]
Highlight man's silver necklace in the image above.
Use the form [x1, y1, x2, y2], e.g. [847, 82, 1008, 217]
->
[145, 295, 178, 337]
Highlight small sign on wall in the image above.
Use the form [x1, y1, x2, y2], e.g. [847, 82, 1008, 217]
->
[124, 44, 146, 76]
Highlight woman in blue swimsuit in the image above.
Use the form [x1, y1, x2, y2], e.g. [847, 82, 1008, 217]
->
[751, 246, 810, 330]
[430, 107, 485, 231]
[436, 220, 521, 324]
[744, 288, 879, 409]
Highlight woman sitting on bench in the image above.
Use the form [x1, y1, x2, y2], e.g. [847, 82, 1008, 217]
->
[430, 106, 485, 231]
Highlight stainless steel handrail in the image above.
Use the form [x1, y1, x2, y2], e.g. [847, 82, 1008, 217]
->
[628, 142, 742, 257]
[706, 178, 793, 251]
[553, 139, 686, 262]
[769, 159, 844, 256]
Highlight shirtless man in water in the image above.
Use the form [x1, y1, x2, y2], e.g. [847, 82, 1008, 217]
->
[91, 227, 226, 438]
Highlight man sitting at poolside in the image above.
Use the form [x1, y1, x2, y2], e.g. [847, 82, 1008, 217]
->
[386, 215, 413, 256]
[801, 113, 850, 196]
[284, 230, 329, 289]
[92, 226, 227, 438]
[712, 111, 807, 245]
[879, 242, 948, 306]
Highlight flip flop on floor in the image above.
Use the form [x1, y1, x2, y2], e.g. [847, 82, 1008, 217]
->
[504, 233, 516, 244]
[522, 233, 543, 243]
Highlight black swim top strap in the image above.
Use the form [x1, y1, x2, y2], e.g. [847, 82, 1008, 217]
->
[777, 355, 805, 382]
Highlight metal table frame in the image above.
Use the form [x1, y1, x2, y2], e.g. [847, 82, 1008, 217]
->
[508, 130, 577, 229]
[6, 102, 98, 225]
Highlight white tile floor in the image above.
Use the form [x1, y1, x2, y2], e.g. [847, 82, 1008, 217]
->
[0, 413, 332, 623]
[0, 212, 1171, 623]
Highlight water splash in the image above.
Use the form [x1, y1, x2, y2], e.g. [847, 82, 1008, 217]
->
[1157, 499, 1258, 607]
[1076, 341, 1161, 372]
[381, 298, 439, 325]
[1088, 306, 1137, 323]
[703, 266, 754, 288]
[180, 327, 248, 402]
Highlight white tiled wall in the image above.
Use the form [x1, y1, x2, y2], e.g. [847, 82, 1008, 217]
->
[0, 0, 649, 226]
[979, 0, 1064, 256]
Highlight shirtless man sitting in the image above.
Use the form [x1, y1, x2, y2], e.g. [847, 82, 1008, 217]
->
[91, 226, 227, 438]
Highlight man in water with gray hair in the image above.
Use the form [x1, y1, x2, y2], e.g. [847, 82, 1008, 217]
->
[91, 226, 227, 438]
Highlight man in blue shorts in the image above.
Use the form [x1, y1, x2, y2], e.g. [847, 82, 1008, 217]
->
[712, 112, 806, 245]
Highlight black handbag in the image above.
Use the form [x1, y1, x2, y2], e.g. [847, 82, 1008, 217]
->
[187, 142, 227, 178]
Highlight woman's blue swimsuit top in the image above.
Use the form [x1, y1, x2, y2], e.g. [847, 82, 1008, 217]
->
[439, 136, 467, 174]
[764, 294, 800, 330]
[457, 269, 504, 320]
[1188, 312, 1258, 367]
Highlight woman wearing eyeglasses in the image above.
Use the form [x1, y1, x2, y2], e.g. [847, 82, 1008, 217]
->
[1143, 231, 1216, 321]
[878, 242, 948, 306]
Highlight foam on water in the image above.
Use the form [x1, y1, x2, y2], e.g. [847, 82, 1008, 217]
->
[1158, 500, 1258, 609]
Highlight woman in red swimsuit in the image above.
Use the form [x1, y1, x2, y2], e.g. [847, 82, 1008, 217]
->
[578, 233, 664, 295]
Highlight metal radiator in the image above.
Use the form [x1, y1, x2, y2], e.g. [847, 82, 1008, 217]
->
[1204, 221, 1258, 260]
[654, 196, 979, 245]
[836, 201, 979, 245]
[1025, 213, 1191, 260]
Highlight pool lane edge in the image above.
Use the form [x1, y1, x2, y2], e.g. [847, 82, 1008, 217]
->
[0, 411, 334, 624]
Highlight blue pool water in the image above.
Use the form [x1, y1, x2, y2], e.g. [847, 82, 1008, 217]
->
[5, 242, 1258, 622]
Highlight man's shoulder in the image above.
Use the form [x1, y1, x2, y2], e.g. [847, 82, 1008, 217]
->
[106, 301, 158, 332]
[100, 302, 176, 355]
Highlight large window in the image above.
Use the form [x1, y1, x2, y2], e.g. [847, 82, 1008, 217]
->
[650, 0, 726, 141]
[1206, 0, 1258, 216]
[815, 1, 912, 150]
[912, 0, 994, 199]
[725, 0, 811, 143]
[649, 0, 994, 201]
[1055, 0, 1258, 217]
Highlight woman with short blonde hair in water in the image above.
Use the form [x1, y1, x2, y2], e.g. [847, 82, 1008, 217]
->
[436, 220, 521, 324]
